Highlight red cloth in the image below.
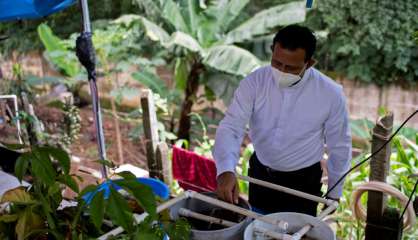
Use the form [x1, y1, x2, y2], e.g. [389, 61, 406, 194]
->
[172, 146, 217, 192]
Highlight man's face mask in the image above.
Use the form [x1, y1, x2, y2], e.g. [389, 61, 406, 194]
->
[271, 64, 307, 88]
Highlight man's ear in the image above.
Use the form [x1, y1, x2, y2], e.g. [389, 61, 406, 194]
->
[306, 58, 317, 69]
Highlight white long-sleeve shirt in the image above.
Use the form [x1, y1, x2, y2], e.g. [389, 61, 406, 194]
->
[213, 66, 352, 198]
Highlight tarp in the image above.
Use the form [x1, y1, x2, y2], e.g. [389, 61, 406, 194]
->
[0, 0, 75, 21]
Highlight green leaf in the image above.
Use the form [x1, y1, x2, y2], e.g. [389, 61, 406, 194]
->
[393, 137, 409, 165]
[37, 24, 80, 77]
[134, 0, 162, 21]
[57, 175, 79, 193]
[162, 0, 190, 34]
[15, 153, 30, 182]
[140, 17, 170, 43]
[90, 191, 105, 229]
[165, 31, 203, 53]
[206, 0, 249, 33]
[132, 70, 167, 95]
[224, 1, 306, 44]
[117, 171, 137, 180]
[204, 85, 216, 101]
[31, 148, 56, 186]
[0, 214, 18, 223]
[93, 159, 115, 168]
[47, 183, 61, 196]
[107, 188, 134, 232]
[46, 100, 65, 110]
[15, 209, 43, 240]
[174, 58, 188, 90]
[40, 146, 71, 174]
[1, 143, 26, 151]
[203, 45, 261, 77]
[112, 14, 141, 26]
[1, 187, 34, 204]
[166, 218, 191, 240]
[185, 0, 199, 36]
[116, 179, 157, 218]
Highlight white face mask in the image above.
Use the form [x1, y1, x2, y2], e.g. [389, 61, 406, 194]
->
[271, 65, 306, 88]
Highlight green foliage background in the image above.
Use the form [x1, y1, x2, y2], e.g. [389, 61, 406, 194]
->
[306, 0, 418, 86]
[1, 0, 417, 86]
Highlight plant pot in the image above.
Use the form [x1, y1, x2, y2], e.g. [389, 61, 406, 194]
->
[169, 192, 252, 240]
[244, 212, 336, 240]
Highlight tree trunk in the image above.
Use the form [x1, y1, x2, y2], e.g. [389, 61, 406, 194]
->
[177, 61, 204, 143]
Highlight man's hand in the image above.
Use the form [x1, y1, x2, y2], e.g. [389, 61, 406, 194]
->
[216, 172, 239, 204]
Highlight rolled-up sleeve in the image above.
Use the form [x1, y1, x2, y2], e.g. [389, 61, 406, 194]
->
[213, 77, 255, 176]
[324, 90, 352, 199]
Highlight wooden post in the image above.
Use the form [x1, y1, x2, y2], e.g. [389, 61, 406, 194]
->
[365, 113, 402, 240]
[140, 89, 160, 179]
[156, 142, 172, 186]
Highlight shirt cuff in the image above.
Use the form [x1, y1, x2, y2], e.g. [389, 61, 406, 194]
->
[216, 160, 236, 177]
[326, 175, 344, 199]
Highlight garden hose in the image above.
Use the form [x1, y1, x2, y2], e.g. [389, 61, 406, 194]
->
[324, 109, 418, 197]
[351, 181, 416, 230]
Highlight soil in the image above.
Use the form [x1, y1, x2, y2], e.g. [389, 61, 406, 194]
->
[0, 104, 148, 199]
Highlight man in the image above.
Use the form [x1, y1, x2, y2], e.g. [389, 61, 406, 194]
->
[213, 25, 352, 216]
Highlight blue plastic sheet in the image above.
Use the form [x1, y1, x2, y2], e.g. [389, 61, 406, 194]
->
[82, 178, 170, 205]
[0, 0, 76, 21]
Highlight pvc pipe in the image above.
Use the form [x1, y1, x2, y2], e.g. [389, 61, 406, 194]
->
[253, 226, 293, 240]
[98, 193, 188, 239]
[238, 175, 333, 206]
[178, 208, 237, 227]
[291, 201, 339, 240]
[352, 181, 416, 230]
[187, 191, 288, 231]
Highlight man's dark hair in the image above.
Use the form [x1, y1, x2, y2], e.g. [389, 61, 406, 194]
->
[272, 25, 316, 61]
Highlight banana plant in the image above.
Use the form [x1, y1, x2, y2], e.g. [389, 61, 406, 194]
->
[132, 0, 306, 141]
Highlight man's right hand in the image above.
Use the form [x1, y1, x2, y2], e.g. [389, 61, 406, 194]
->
[216, 171, 239, 204]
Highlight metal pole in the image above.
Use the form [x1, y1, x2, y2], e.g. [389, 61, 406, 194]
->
[80, 0, 91, 33]
[78, 0, 107, 178]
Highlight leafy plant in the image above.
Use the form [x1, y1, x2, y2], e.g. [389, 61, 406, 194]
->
[306, 0, 418, 86]
[237, 144, 254, 195]
[0, 143, 191, 239]
[331, 134, 418, 239]
[0, 145, 80, 239]
[133, 0, 306, 141]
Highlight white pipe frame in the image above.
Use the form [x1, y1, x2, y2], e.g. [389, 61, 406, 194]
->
[99, 174, 339, 239]
[178, 207, 237, 228]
